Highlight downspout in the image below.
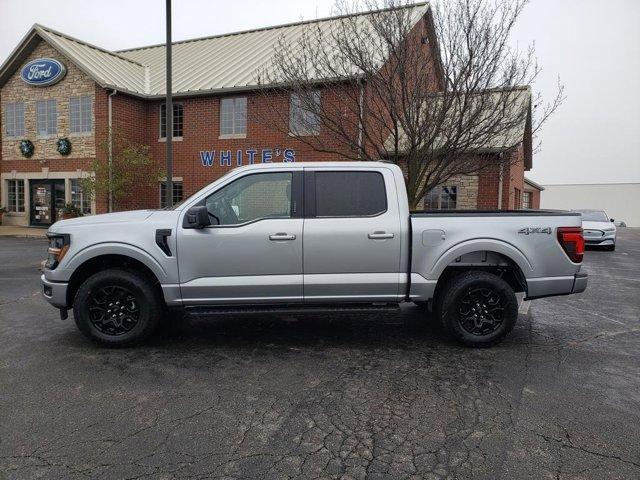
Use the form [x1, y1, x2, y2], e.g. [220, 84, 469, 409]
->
[108, 89, 117, 212]
[357, 79, 364, 159]
[497, 153, 504, 210]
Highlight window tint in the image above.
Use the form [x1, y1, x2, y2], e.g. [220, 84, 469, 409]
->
[160, 103, 184, 138]
[205, 172, 292, 225]
[315, 171, 386, 217]
[220, 97, 247, 135]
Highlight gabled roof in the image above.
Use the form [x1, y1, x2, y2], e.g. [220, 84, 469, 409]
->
[0, 3, 430, 98]
[524, 177, 545, 191]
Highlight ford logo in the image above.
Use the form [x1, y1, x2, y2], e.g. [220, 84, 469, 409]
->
[20, 58, 66, 87]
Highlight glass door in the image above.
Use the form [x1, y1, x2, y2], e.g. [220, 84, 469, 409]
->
[30, 180, 65, 226]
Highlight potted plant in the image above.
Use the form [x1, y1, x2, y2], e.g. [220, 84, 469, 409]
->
[0, 206, 7, 225]
[61, 203, 83, 219]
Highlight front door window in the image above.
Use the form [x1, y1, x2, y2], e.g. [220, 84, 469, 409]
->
[30, 180, 65, 226]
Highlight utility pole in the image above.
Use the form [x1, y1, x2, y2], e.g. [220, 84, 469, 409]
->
[165, 0, 173, 207]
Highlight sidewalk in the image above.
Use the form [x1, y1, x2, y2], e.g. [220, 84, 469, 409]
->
[0, 225, 48, 238]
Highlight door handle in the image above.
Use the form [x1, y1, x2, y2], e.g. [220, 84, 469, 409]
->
[269, 233, 296, 241]
[368, 231, 395, 240]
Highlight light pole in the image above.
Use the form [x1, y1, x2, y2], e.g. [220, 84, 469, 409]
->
[165, 0, 173, 207]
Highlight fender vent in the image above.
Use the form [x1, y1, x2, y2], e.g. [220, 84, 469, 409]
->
[155, 229, 172, 256]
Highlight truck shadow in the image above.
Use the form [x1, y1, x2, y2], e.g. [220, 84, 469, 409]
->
[146, 304, 456, 351]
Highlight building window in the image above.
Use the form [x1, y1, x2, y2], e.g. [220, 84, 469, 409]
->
[69, 95, 92, 133]
[6, 179, 25, 213]
[424, 186, 457, 210]
[514, 188, 522, 209]
[36, 99, 57, 136]
[160, 103, 184, 138]
[160, 181, 184, 208]
[220, 97, 247, 136]
[4, 102, 25, 137]
[290, 91, 321, 136]
[522, 191, 532, 209]
[70, 179, 92, 214]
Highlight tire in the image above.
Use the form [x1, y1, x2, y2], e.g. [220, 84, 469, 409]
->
[438, 271, 518, 348]
[73, 269, 162, 347]
[606, 244, 616, 251]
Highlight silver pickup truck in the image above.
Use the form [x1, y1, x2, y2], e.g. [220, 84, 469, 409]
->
[42, 162, 587, 347]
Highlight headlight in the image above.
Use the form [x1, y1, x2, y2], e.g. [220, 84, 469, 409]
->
[46, 234, 70, 270]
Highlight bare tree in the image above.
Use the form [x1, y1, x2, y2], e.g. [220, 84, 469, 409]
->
[258, 0, 563, 209]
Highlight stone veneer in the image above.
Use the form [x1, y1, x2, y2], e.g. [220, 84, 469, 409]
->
[1, 41, 96, 161]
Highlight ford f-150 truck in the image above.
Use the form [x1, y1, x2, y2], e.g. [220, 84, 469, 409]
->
[42, 162, 587, 347]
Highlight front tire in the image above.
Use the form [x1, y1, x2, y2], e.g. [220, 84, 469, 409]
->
[73, 269, 162, 347]
[438, 271, 518, 347]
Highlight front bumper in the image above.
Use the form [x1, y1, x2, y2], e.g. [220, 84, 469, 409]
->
[41, 274, 68, 308]
[584, 230, 616, 246]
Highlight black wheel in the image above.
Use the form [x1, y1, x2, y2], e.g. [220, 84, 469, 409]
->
[73, 269, 162, 347]
[606, 244, 616, 251]
[438, 271, 518, 347]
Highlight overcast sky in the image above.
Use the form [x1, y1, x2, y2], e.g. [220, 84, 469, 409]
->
[1, 0, 639, 185]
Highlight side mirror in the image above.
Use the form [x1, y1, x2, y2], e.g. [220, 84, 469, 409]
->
[183, 205, 211, 229]
[610, 218, 615, 222]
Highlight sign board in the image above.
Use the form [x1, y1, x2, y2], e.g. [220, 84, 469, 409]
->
[200, 147, 295, 167]
[20, 58, 66, 87]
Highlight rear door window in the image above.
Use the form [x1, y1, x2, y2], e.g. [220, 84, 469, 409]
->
[314, 171, 387, 217]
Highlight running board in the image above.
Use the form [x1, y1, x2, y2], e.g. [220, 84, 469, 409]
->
[185, 303, 400, 316]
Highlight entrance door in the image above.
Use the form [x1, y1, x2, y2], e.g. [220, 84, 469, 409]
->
[30, 180, 65, 226]
[177, 170, 304, 305]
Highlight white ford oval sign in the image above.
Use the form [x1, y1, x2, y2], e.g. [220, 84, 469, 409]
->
[20, 58, 66, 87]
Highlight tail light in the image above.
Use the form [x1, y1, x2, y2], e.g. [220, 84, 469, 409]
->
[557, 227, 584, 263]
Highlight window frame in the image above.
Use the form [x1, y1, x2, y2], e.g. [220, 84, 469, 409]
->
[194, 171, 303, 229]
[423, 185, 458, 211]
[159, 181, 184, 208]
[36, 99, 57, 137]
[4, 102, 25, 138]
[159, 102, 184, 140]
[6, 179, 25, 213]
[304, 170, 388, 219]
[289, 90, 321, 137]
[70, 179, 92, 215]
[219, 96, 247, 138]
[69, 95, 93, 134]
[522, 191, 532, 209]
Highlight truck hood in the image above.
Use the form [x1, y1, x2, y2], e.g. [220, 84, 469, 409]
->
[582, 220, 616, 231]
[49, 210, 156, 231]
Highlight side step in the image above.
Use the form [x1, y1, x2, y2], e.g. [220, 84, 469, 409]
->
[185, 303, 401, 316]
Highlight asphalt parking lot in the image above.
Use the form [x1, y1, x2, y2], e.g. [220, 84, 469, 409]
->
[1, 229, 639, 480]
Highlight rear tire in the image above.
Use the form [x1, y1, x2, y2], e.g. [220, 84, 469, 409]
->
[438, 271, 518, 347]
[73, 269, 162, 347]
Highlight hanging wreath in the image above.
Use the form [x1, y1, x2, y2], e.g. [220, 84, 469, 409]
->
[20, 139, 35, 158]
[56, 137, 72, 156]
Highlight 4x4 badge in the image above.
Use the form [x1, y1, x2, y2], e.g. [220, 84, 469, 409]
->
[518, 227, 552, 235]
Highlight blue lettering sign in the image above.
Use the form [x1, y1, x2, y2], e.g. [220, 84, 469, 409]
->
[283, 149, 295, 162]
[236, 150, 243, 166]
[220, 150, 232, 166]
[262, 149, 273, 163]
[200, 150, 216, 166]
[246, 149, 257, 164]
[20, 58, 66, 87]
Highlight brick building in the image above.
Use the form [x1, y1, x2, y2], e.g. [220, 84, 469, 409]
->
[0, 3, 534, 227]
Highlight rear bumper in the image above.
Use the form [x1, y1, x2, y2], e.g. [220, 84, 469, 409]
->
[525, 272, 588, 300]
[41, 274, 68, 308]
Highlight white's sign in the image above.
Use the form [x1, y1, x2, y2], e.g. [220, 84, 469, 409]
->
[200, 147, 295, 167]
[20, 58, 66, 87]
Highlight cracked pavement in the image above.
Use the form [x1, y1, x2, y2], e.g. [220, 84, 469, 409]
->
[1, 229, 639, 479]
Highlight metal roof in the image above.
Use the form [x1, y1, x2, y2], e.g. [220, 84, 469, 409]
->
[0, 3, 429, 98]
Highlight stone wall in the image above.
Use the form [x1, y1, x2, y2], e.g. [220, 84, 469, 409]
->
[1, 40, 96, 163]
